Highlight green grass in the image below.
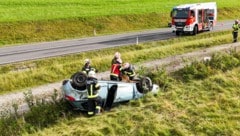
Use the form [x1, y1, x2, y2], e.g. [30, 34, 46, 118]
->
[1, 0, 239, 22]
[0, 30, 233, 94]
[1, 1, 240, 135]
[1, 52, 239, 136]
[0, 0, 240, 46]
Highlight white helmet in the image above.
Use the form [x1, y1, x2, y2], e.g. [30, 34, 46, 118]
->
[114, 52, 121, 59]
[84, 59, 90, 64]
[235, 19, 239, 23]
[88, 70, 96, 78]
[123, 62, 130, 69]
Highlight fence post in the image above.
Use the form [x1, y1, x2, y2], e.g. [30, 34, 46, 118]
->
[136, 36, 139, 45]
[93, 28, 96, 36]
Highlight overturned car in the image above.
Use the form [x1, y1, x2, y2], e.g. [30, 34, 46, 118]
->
[62, 72, 159, 111]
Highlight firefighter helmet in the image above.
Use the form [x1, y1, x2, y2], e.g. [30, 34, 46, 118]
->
[84, 59, 90, 64]
[123, 62, 130, 69]
[114, 52, 121, 59]
[88, 70, 96, 78]
[235, 19, 239, 24]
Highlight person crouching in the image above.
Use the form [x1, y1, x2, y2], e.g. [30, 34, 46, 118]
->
[120, 62, 136, 81]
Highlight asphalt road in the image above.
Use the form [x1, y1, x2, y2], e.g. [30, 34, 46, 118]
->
[0, 20, 233, 65]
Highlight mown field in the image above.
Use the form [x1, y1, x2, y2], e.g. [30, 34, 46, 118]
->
[1, 0, 238, 22]
[0, 0, 240, 46]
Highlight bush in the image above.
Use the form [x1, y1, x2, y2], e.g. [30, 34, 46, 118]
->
[208, 52, 240, 72]
[175, 51, 240, 82]
[0, 116, 22, 136]
[140, 67, 173, 91]
[0, 91, 72, 135]
[176, 61, 215, 82]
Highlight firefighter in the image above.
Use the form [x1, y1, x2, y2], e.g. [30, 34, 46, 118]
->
[232, 19, 240, 42]
[111, 52, 121, 65]
[82, 59, 96, 75]
[86, 70, 102, 116]
[120, 62, 136, 81]
[110, 58, 122, 81]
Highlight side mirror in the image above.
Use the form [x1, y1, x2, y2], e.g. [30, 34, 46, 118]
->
[170, 11, 173, 17]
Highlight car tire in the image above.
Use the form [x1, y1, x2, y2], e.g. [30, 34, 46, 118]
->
[137, 77, 153, 94]
[71, 72, 87, 89]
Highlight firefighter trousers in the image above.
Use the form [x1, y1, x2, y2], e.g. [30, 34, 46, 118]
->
[233, 31, 238, 42]
[87, 96, 102, 116]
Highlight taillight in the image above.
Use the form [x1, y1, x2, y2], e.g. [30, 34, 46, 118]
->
[65, 95, 75, 101]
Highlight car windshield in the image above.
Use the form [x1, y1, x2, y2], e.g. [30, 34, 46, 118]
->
[172, 9, 189, 18]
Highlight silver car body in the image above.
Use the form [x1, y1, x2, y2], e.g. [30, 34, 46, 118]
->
[62, 73, 159, 111]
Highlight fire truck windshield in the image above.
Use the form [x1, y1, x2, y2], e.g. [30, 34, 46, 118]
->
[172, 9, 189, 19]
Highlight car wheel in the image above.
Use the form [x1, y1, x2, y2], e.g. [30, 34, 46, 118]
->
[71, 72, 87, 89]
[137, 77, 153, 94]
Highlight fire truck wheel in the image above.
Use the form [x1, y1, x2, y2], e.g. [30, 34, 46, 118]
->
[192, 25, 198, 35]
[208, 22, 213, 31]
[176, 31, 180, 36]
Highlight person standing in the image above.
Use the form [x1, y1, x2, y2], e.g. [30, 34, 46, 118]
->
[232, 20, 240, 42]
[111, 52, 121, 65]
[110, 58, 122, 81]
[86, 71, 102, 116]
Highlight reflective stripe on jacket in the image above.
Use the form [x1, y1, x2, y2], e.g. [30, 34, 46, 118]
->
[121, 65, 136, 78]
[233, 24, 239, 32]
[87, 78, 100, 99]
[122, 70, 136, 77]
[111, 64, 121, 77]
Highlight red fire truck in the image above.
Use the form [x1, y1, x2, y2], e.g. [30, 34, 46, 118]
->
[171, 2, 217, 36]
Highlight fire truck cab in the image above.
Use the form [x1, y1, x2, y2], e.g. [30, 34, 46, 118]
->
[171, 2, 217, 36]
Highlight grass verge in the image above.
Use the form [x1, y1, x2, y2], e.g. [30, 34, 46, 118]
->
[0, 30, 234, 94]
[1, 51, 240, 135]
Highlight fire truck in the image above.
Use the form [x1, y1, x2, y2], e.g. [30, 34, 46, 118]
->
[170, 2, 217, 36]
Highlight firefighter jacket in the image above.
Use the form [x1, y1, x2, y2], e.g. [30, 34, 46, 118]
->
[121, 65, 136, 79]
[82, 65, 95, 75]
[110, 63, 122, 77]
[86, 77, 100, 99]
[232, 24, 239, 32]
